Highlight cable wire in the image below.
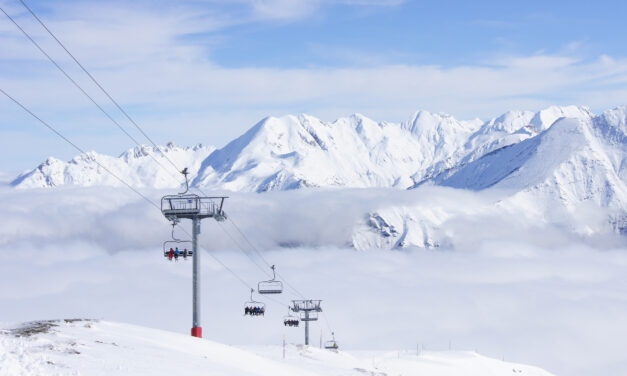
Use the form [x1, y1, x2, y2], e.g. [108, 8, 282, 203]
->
[227, 217, 307, 299]
[4, 3, 295, 306]
[174, 223, 290, 309]
[0, 4, 184, 185]
[4, 3, 333, 328]
[17, 0, 183, 174]
[0, 87, 160, 211]
[1, 86, 290, 313]
[7, 0, 311, 307]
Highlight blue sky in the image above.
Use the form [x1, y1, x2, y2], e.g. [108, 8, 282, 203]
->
[1, 0, 627, 173]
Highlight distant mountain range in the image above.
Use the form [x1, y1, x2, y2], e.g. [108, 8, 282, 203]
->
[11, 105, 627, 247]
[13, 105, 605, 192]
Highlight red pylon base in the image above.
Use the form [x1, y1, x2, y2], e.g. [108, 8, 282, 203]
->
[191, 327, 202, 338]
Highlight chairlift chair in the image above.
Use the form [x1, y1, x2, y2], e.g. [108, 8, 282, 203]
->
[244, 288, 266, 317]
[162, 222, 193, 260]
[283, 307, 299, 327]
[324, 332, 339, 350]
[257, 265, 283, 294]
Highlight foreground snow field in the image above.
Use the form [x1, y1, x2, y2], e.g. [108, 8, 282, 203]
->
[0, 320, 554, 376]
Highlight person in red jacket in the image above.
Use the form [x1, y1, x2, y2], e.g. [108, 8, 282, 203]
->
[168, 248, 174, 261]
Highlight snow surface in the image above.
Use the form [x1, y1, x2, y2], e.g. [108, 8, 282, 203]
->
[0, 320, 554, 376]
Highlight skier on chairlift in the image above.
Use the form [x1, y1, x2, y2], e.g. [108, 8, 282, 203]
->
[174, 247, 180, 261]
[168, 248, 174, 261]
[183, 248, 189, 259]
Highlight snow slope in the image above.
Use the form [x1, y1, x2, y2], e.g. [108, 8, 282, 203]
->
[354, 107, 627, 249]
[0, 319, 554, 376]
[435, 113, 626, 204]
[192, 106, 591, 192]
[11, 143, 214, 189]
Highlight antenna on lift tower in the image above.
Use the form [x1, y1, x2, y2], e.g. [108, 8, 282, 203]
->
[161, 168, 228, 338]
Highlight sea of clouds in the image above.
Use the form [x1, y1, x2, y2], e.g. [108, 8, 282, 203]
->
[1, 185, 626, 376]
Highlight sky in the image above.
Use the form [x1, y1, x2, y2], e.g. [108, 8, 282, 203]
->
[1, 0, 627, 173]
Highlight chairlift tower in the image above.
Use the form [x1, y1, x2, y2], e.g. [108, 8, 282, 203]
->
[291, 300, 322, 346]
[161, 168, 227, 338]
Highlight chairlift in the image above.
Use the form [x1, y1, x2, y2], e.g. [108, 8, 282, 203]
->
[324, 332, 339, 350]
[244, 288, 266, 317]
[283, 307, 299, 327]
[162, 222, 193, 261]
[258, 265, 283, 294]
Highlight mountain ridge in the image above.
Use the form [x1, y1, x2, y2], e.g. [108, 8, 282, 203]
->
[9, 105, 627, 246]
[13, 105, 601, 191]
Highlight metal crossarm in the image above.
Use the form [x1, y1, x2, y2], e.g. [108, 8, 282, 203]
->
[161, 194, 227, 220]
[291, 300, 322, 345]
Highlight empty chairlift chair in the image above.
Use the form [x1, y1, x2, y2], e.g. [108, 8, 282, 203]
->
[258, 265, 283, 295]
[325, 332, 339, 350]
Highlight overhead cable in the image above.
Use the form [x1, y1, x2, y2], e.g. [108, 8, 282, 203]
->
[17, 0, 183, 174]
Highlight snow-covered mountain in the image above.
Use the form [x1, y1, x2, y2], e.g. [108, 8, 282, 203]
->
[434, 114, 627, 207]
[192, 106, 594, 191]
[12, 143, 214, 189]
[11, 105, 627, 247]
[0, 319, 554, 376]
[353, 106, 627, 249]
[12, 105, 595, 192]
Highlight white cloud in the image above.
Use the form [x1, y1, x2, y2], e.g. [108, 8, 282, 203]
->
[248, 0, 321, 21]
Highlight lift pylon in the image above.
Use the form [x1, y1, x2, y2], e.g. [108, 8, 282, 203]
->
[291, 300, 322, 346]
[161, 168, 227, 338]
